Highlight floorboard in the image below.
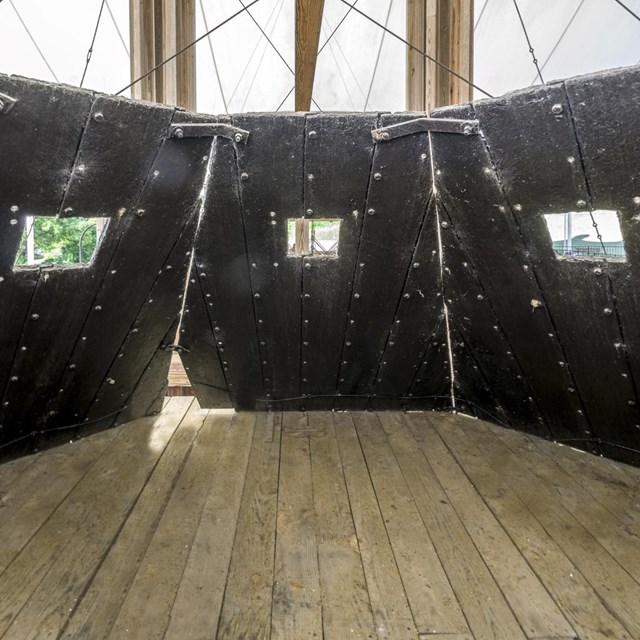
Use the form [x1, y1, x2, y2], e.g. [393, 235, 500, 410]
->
[0, 407, 639, 640]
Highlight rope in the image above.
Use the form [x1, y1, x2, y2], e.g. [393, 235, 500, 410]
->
[116, 0, 262, 96]
[613, 0, 640, 23]
[339, 0, 494, 99]
[8, 0, 59, 82]
[80, 0, 107, 88]
[198, 0, 228, 113]
[511, 0, 545, 85]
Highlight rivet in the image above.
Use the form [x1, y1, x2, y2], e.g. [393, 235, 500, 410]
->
[593, 267, 603, 276]
[413, 263, 420, 269]
[373, 172, 382, 181]
[551, 103, 563, 115]
[367, 208, 376, 216]
[31, 313, 39, 321]
[477, 294, 484, 301]
[234, 133, 243, 143]
[93, 112, 105, 122]
[304, 263, 311, 269]
[440, 221, 449, 228]
[514, 204, 522, 212]
[69, 364, 76, 370]
[94, 305, 102, 311]
[240, 172, 249, 181]
[346, 342, 352, 347]
[603, 307, 613, 315]
[270, 220, 276, 225]
[388, 341, 394, 346]
[308, 130, 317, 138]
[273, 262, 279, 267]
[306, 208, 313, 216]
[10, 376, 18, 382]
[576, 199, 587, 208]
[629, 400, 636, 406]
[303, 341, 309, 347]
[381, 131, 390, 140]
[353, 293, 360, 299]
[307, 174, 314, 181]
[174, 127, 184, 138]
[403, 293, 410, 299]
[254, 292, 260, 299]
[270, 211, 276, 217]
[10, 219, 18, 225]
[634, 196, 640, 205]
[304, 293, 311, 299]
[463, 123, 474, 135]
[568, 387, 575, 393]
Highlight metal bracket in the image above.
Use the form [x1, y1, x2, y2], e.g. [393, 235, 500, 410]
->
[0, 92, 17, 115]
[372, 117, 480, 142]
[170, 123, 250, 144]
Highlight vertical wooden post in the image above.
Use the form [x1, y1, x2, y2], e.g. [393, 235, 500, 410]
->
[130, 0, 196, 109]
[406, 0, 473, 111]
[130, 0, 156, 101]
[295, 0, 325, 111]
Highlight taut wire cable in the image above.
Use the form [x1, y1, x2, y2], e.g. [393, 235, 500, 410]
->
[511, 0, 545, 85]
[80, 0, 107, 88]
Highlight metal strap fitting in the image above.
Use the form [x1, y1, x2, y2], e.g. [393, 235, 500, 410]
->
[372, 117, 480, 142]
[170, 123, 250, 144]
[0, 92, 17, 115]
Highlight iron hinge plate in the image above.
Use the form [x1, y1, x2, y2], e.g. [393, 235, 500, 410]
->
[372, 117, 480, 142]
[170, 123, 250, 143]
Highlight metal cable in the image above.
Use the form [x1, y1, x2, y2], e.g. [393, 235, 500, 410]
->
[8, 0, 59, 82]
[238, 0, 323, 111]
[228, 0, 282, 107]
[198, 0, 228, 113]
[529, 0, 584, 86]
[339, 0, 493, 98]
[105, 0, 129, 56]
[511, 0, 545, 85]
[613, 0, 640, 23]
[321, 24, 358, 110]
[117, 0, 262, 96]
[364, 0, 394, 111]
[275, 0, 360, 112]
[475, 0, 490, 30]
[80, 0, 107, 88]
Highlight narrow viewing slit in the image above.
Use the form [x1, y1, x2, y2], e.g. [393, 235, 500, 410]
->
[287, 218, 341, 257]
[13, 215, 109, 268]
[543, 210, 625, 260]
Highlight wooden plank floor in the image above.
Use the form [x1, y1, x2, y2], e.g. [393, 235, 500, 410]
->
[1, 400, 639, 639]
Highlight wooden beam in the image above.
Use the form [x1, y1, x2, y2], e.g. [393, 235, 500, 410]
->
[130, 0, 196, 109]
[295, 0, 325, 111]
[130, 0, 156, 101]
[406, 0, 473, 111]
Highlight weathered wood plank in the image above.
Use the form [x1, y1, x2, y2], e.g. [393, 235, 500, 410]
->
[400, 413, 576, 639]
[164, 412, 255, 639]
[295, 0, 325, 110]
[271, 413, 322, 639]
[309, 412, 375, 638]
[0, 403, 188, 639]
[352, 411, 472, 636]
[59, 398, 199, 640]
[106, 411, 240, 640]
[217, 413, 282, 640]
[333, 412, 419, 639]
[430, 413, 636, 640]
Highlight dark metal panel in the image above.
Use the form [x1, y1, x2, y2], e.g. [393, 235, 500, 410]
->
[300, 113, 378, 409]
[565, 66, 640, 463]
[372, 198, 443, 409]
[60, 95, 174, 217]
[431, 102, 590, 442]
[189, 134, 264, 410]
[46, 125, 210, 431]
[232, 113, 306, 410]
[0, 75, 93, 217]
[335, 114, 432, 409]
[474, 83, 640, 459]
[179, 274, 230, 408]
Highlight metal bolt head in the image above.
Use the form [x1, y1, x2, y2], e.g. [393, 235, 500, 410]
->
[381, 131, 390, 140]
[551, 103, 563, 115]
[306, 208, 314, 217]
[174, 127, 184, 138]
[463, 123, 474, 135]
[254, 292, 260, 299]
[604, 307, 613, 315]
[413, 262, 420, 269]
[308, 130, 317, 139]
[593, 267, 603, 276]
[367, 208, 375, 216]
[234, 133, 243, 143]
[240, 172, 249, 181]
[373, 172, 382, 181]
[304, 263, 311, 270]
[353, 293, 360, 299]
[576, 199, 587, 208]
[93, 112, 105, 122]
[441, 221, 449, 228]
